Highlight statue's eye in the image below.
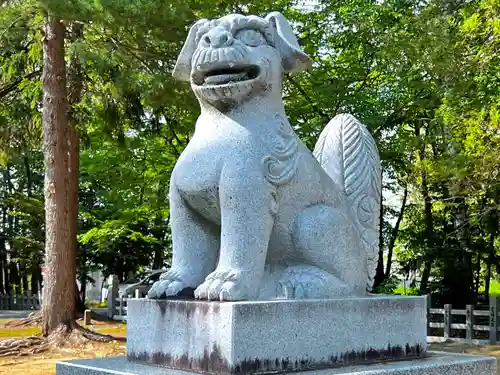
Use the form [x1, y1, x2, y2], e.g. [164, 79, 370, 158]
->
[234, 29, 265, 47]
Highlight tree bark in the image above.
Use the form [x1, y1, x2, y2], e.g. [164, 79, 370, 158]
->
[0, 255, 4, 295]
[80, 276, 87, 302]
[68, 22, 84, 313]
[41, 15, 77, 335]
[485, 193, 499, 298]
[75, 281, 86, 313]
[152, 212, 169, 270]
[3, 165, 14, 296]
[451, 195, 475, 305]
[20, 263, 29, 295]
[4, 265, 10, 295]
[31, 265, 40, 295]
[385, 185, 409, 278]
[23, 153, 32, 197]
[152, 251, 164, 270]
[420, 260, 432, 293]
[485, 246, 494, 298]
[9, 261, 19, 295]
[417, 123, 434, 295]
[474, 254, 481, 299]
[0, 199, 6, 294]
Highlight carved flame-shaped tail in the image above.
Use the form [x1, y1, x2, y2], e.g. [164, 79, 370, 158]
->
[313, 114, 382, 291]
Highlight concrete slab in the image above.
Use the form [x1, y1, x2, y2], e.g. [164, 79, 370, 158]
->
[56, 352, 496, 375]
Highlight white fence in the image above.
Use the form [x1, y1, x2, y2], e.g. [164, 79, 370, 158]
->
[427, 296, 500, 344]
[0, 295, 41, 310]
[108, 294, 130, 321]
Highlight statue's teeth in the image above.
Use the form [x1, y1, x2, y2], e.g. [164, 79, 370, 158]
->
[204, 72, 248, 85]
[203, 50, 211, 64]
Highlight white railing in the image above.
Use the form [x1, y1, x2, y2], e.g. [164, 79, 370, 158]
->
[427, 296, 500, 344]
[0, 295, 41, 310]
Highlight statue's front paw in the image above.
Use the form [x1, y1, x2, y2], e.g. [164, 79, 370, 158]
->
[147, 269, 196, 299]
[194, 268, 253, 301]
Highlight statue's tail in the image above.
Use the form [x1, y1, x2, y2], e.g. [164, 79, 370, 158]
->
[312, 114, 382, 292]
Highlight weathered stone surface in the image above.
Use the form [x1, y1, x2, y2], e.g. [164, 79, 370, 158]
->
[56, 352, 497, 375]
[148, 11, 382, 302]
[126, 297, 427, 374]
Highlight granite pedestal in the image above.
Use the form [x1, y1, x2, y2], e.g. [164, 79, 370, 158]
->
[55, 296, 497, 375]
[126, 296, 427, 373]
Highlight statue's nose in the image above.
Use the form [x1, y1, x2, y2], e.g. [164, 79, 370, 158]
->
[203, 28, 233, 48]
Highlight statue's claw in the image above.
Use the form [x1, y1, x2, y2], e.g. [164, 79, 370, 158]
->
[147, 269, 196, 299]
[194, 268, 252, 301]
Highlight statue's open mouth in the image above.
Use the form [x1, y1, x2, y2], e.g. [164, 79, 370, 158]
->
[193, 65, 260, 87]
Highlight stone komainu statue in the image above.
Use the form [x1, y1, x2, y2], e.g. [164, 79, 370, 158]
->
[148, 12, 381, 301]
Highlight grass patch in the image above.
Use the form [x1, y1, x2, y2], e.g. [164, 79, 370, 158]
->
[0, 326, 40, 337]
[0, 321, 126, 339]
[85, 301, 108, 308]
[0, 320, 127, 374]
[0, 340, 126, 375]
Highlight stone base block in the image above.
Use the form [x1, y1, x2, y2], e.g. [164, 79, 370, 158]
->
[126, 296, 427, 374]
[56, 352, 497, 375]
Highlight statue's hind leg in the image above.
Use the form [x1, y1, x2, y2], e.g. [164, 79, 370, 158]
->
[281, 204, 367, 299]
[276, 264, 351, 299]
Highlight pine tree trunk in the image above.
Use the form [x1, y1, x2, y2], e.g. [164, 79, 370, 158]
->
[41, 15, 77, 335]
[0, 259, 3, 294]
[68, 22, 84, 314]
[385, 185, 408, 278]
[0, 171, 7, 294]
[0, 207, 5, 294]
[416, 123, 434, 295]
[20, 263, 29, 295]
[9, 262, 19, 295]
[5, 164, 14, 296]
[474, 254, 481, 300]
[80, 277, 87, 302]
[23, 153, 35, 296]
[152, 215, 169, 270]
[24, 153, 32, 197]
[31, 265, 40, 295]
[484, 195, 498, 299]
[485, 248, 494, 298]
[4, 264, 10, 295]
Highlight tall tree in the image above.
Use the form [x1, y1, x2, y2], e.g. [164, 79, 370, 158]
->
[41, 12, 76, 335]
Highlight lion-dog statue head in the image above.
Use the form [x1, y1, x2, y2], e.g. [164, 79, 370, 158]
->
[172, 12, 313, 110]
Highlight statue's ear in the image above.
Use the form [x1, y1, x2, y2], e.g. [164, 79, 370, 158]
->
[172, 19, 210, 82]
[265, 12, 313, 74]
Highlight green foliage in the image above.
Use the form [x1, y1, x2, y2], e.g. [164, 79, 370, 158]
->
[479, 280, 500, 297]
[0, 0, 499, 304]
[373, 275, 400, 294]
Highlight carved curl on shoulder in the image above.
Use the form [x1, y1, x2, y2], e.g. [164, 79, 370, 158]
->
[262, 114, 300, 187]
